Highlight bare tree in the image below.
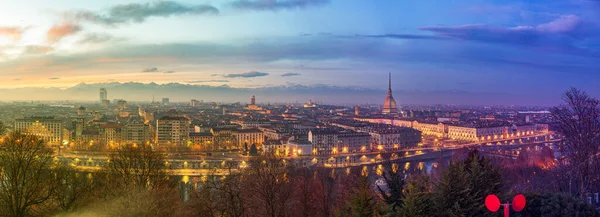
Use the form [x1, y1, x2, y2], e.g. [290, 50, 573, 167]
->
[0, 132, 57, 217]
[316, 167, 342, 217]
[288, 167, 320, 217]
[243, 154, 294, 217]
[106, 144, 168, 188]
[52, 165, 96, 213]
[551, 88, 600, 197]
[187, 163, 246, 217]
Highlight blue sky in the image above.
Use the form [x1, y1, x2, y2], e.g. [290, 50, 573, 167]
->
[0, 0, 599, 102]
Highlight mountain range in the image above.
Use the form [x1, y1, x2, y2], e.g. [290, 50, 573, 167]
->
[0, 82, 557, 106]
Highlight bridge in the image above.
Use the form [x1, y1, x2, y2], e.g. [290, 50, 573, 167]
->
[56, 133, 560, 176]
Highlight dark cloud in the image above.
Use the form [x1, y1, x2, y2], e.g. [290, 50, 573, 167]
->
[69, 1, 219, 26]
[281, 72, 301, 77]
[210, 74, 219, 76]
[78, 33, 123, 44]
[185, 80, 229, 83]
[231, 0, 329, 11]
[141, 67, 159, 72]
[419, 15, 600, 57]
[49, 77, 60, 80]
[47, 22, 81, 43]
[163, 71, 176, 74]
[224, 71, 269, 78]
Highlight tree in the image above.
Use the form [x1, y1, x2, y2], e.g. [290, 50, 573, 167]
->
[52, 165, 96, 213]
[339, 176, 379, 217]
[0, 120, 6, 135]
[432, 149, 502, 217]
[242, 154, 294, 217]
[398, 174, 432, 217]
[244, 142, 249, 154]
[288, 167, 320, 217]
[377, 162, 405, 214]
[0, 132, 57, 217]
[187, 163, 246, 217]
[106, 144, 168, 188]
[513, 192, 600, 217]
[249, 144, 258, 156]
[550, 88, 600, 197]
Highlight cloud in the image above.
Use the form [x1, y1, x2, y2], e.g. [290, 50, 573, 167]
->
[185, 80, 229, 83]
[0, 27, 25, 41]
[70, 1, 219, 26]
[141, 67, 159, 72]
[224, 71, 269, 78]
[22, 45, 54, 55]
[418, 15, 599, 57]
[49, 77, 60, 80]
[350, 34, 444, 40]
[231, 0, 329, 11]
[47, 22, 81, 43]
[78, 33, 122, 44]
[13, 78, 21, 81]
[163, 71, 176, 74]
[281, 72, 301, 77]
[210, 74, 220, 76]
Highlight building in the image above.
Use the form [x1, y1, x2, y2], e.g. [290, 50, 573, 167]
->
[368, 128, 421, 151]
[355, 105, 359, 116]
[189, 132, 214, 150]
[99, 124, 122, 149]
[250, 95, 256, 105]
[211, 126, 237, 149]
[82, 130, 100, 149]
[308, 129, 339, 155]
[338, 132, 371, 153]
[72, 117, 85, 144]
[122, 119, 150, 144]
[234, 128, 264, 149]
[304, 100, 317, 108]
[382, 73, 398, 114]
[230, 119, 272, 129]
[162, 98, 169, 105]
[77, 106, 86, 116]
[102, 100, 110, 107]
[14, 117, 64, 146]
[155, 116, 190, 147]
[100, 88, 107, 102]
[190, 99, 200, 107]
[117, 100, 127, 110]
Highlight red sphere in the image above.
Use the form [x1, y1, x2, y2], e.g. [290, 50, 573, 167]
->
[485, 194, 501, 212]
[513, 194, 526, 212]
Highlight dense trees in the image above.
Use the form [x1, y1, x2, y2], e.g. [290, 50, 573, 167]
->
[513, 193, 600, 217]
[397, 174, 431, 217]
[377, 162, 405, 214]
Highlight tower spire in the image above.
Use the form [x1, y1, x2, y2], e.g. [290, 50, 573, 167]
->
[388, 72, 392, 94]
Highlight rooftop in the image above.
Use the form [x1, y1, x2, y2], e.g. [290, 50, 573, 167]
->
[158, 116, 190, 121]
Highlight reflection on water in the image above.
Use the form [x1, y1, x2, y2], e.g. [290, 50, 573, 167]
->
[174, 156, 451, 201]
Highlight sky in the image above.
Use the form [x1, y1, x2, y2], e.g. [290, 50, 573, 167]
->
[0, 0, 599, 104]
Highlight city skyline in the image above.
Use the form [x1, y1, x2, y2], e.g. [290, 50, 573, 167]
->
[1, 0, 599, 104]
